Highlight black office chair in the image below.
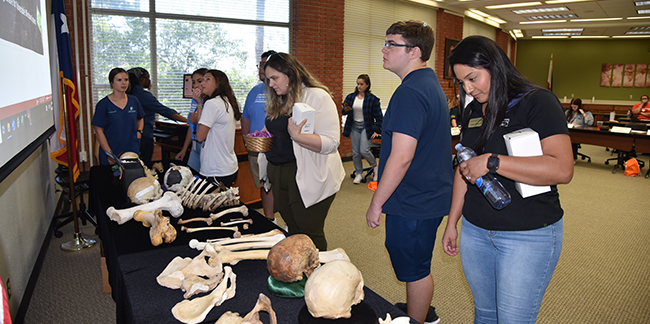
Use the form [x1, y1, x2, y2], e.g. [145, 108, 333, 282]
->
[350, 140, 381, 183]
[53, 165, 97, 238]
[604, 124, 647, 173]
[575, 144, 591, 163]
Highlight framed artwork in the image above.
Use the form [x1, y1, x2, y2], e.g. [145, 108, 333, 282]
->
[182, 73, 193, 98]
[611, 64, 624, 87]
[634, 64, 647, 88]
[623, 64, 635, 88]
[600, 63, 612, 87]
[444, 38, 460, 79]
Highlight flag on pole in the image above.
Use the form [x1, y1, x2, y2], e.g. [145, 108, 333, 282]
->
[51, 0, 80, 181]
[547, 53, 553, 92]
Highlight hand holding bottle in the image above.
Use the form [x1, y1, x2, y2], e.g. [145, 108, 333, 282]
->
[456, 144, 511, 210]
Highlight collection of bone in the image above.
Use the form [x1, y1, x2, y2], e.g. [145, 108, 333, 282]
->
[108, 160, 402, 323]
[105, 162, 245, 246]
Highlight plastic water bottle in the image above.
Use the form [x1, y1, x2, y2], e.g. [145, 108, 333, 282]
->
[455, 144, 512, 210]
[627, 110, 632, 120]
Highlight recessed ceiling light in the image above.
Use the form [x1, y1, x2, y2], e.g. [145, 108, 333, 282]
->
[520, 20, 567, 24]
[627, 16, 650, 19]
[526, 14, 577, 20]
[469, 9, 490, 17]
[488, 17, 508, 24]
[486, 2, 542, 9]
[626, 31, 650, 34]
[513, 29, 525, 37]
[634, 1, 650, 6]
[509, 31, 518, 39]
[613, 35, 650, 38]
[513, 7, 569, 14]
[542, 28, 584, 32]
[630, 26, 650, 30]
[638, 9, 650, 14]
[544, 32, 582, 35]
[570, 18, 623, 22]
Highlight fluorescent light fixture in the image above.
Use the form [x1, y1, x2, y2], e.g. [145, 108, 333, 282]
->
[630, 26, 650, 30]
[626, 31, 650, 34]
[509, 31, 518, 40]
[570, 18, 623, 22]
[634, 1, 650, 6]
[513, 7, 568, 14]
[638, 9, 650, 14]
[570, 36, 610, 38]
[520, 20, 566, 24]
[465, 11, 502, 28]
[488, 17, 508, 24]
[513, 29, 524, 37]
[612, 35, 650, 38]
[627, 16, 650, 20]
[531, 35, 569, 38]
[486, 2, 542, 9]
[525, 14, 577, 20]
[544, 32, 581, 36]
[469, 9, 489, 17]
[546, 0, 593, 3]
[542, 28, 583, 32]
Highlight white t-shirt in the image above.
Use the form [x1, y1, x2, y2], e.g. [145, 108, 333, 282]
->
[352, 95, 364, 122]
[198, 96, 238, 177]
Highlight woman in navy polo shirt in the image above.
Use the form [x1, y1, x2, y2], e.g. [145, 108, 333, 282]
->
[92, 68, 145, 165]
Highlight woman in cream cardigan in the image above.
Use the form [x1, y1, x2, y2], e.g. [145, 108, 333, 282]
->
[263, 52, 345, 250]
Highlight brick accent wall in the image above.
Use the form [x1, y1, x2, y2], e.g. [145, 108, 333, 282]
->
[434, 9, 464, 101]
[291, 0, 348, 156]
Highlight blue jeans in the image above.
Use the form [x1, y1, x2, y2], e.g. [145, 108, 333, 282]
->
[460, 217, 563, 324]
[350, 121, 376, 175]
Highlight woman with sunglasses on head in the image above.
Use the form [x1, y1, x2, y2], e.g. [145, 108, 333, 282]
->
[441, 36, 573, 324]
[263, 52, 345, 251]
[195, 69, 241, 187]
[175, 68, 208, 171]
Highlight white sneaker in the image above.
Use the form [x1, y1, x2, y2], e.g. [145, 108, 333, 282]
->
[353, 174, 363, 184]
[373, 166, 378, 181]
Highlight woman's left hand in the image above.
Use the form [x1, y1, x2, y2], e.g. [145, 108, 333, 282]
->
[287, 117, 306, 139]
[459, 153, 490, 184]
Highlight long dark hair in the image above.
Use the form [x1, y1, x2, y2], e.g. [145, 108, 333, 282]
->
[204, 69, 241, 121]
[449, 36, 539, 150]
[566, 98, 583, 122]
[354, 74, 371, 94]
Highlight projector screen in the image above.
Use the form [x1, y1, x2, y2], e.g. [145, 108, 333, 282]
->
[0, 0, 55, 182]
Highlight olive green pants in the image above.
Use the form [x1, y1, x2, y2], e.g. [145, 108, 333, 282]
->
[267, 161, 336, 251]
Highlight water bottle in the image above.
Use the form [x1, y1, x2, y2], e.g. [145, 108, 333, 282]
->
[455, 144, 512, 210]
[627, 110, 632, 120]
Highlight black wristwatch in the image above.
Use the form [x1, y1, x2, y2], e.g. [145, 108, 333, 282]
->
[487, 153, 500, 174]
[137, 129, 144, 135]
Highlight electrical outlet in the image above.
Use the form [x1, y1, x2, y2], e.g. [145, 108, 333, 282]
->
[79, 150, 87, 162]
[5, 277, 11, 300]
[571, 93, 574, 98]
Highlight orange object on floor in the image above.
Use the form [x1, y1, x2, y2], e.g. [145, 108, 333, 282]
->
[367, 181, 377, 191]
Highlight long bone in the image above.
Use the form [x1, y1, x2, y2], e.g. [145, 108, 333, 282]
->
[181, 226, 241, 238]
[171, 266, 237, 324]
[177, 217, 213, 226]
[188, 229, 285, 251]
[219, 249, 270, 265]
[189, 235, 285, 252]
[106, 191, 183, 225]
[221, 219, 252, 229]
[209, 205, 249, 222]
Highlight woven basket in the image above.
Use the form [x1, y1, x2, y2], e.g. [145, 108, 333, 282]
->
[244, 135, 274, 153]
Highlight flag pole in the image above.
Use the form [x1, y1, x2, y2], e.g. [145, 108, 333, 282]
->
[60, 81, 96, 252]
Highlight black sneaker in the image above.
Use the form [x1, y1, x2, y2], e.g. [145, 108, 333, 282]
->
[395, 303, 441, 324]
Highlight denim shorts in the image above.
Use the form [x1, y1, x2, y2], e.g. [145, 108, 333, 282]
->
[385, 215, 443, 282]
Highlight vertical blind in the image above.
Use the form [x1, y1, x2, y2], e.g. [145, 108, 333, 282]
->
[343, 0, 438, 108]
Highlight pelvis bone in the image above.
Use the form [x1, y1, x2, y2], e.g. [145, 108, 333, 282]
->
[106, 191, 183, 224]
[215, 293, 277, 324]
[171, 265, 237, 324]
[156, 244, 224, 299]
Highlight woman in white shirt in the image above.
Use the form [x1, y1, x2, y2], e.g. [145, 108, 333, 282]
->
[195, 69, 241, 187]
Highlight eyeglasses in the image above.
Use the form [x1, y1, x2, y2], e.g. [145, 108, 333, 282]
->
[383, 42, 415, 50]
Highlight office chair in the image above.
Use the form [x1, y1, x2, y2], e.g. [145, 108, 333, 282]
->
[576, 144, 591, 163]
[350, 140, 381, 183]
[53, 165, 97, 238]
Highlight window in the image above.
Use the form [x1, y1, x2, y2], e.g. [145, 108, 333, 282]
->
[90, 0, 290, 118]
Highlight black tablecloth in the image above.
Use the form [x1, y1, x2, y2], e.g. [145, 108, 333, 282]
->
[89, 165, 413, 324]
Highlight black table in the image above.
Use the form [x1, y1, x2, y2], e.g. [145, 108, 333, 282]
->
[89, 165, 413, 323]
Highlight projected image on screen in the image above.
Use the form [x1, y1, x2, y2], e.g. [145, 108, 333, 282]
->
[0, 0, 54, 173]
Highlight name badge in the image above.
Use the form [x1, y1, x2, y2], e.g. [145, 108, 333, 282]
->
[468, 117, 483, 128]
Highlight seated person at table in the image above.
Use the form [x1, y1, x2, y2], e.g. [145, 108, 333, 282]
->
[632, 94, 649, 120]
[566, 98, 593, 161]
[449, 95, 461, 127]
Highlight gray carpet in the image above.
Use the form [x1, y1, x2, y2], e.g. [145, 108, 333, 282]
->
[23, 144, 650, 323]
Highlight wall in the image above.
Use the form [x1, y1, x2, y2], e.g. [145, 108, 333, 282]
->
[435, 9, 464, 101]
[516, 39, 650, 101]
[0, 144, 56, 320]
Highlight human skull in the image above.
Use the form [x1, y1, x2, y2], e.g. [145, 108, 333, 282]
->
[127, 177, 163, 204]
[267, 234, 319, 282]
[164, 164, 194, 192]
[304, 260, 364, 319]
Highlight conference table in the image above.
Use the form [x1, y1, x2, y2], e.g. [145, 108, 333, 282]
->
[89, 164, 414, 324]
[569, 126, 650, 177]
